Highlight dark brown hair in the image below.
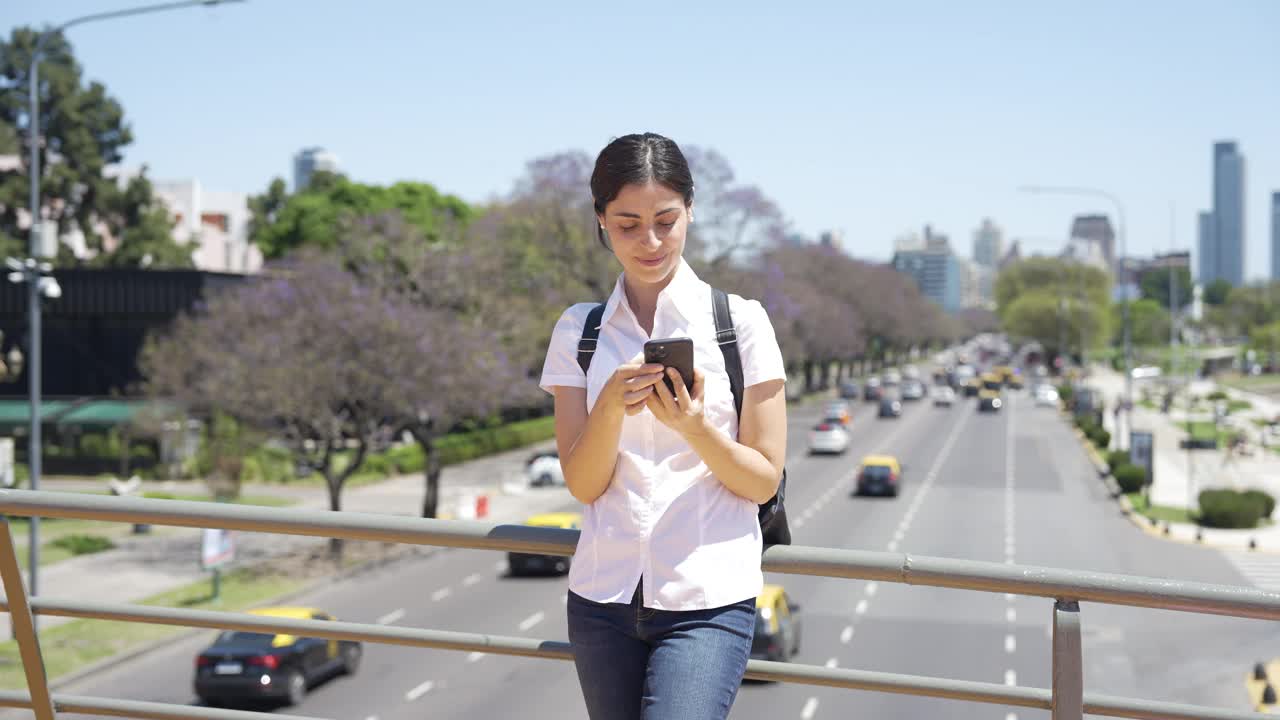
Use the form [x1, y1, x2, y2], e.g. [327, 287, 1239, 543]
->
[590, 133, 695, 249]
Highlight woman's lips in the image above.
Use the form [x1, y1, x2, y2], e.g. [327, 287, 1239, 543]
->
[637, 254, 667, 267]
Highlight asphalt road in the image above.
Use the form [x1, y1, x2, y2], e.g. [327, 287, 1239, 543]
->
[37, 389, 1280, 720]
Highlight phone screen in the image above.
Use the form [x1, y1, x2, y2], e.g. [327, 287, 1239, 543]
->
[643, 337, 695, 396]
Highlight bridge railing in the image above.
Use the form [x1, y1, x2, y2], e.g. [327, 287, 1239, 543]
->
[0, 489, 1274, 720]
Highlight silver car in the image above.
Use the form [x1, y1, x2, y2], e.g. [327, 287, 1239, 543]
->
[807, 421, 850, 455]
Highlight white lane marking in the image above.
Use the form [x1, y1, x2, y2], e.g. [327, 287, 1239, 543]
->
[794, 518, 807, 529]
[467, 651, 486, 663]
[865, 582, 878, 597]
[825, 657, 839, 669]
[1007, 714, 1018, 720]
[495, 560, 507, 572]
[405, 680, 435, 701]
[377, 608, 405, 625]
[801, 697, 820, 720]
[366, 716, 378, 720]
[1005, 669, 1017, 686]
[463, 573, 483, 587]
[854, 599, 869, 615]
[1007, 608, 1016, 623]
[1005, 593, 1015, 602]
[519, 611, 545, 631]
[432, 587, 452, 602]
[893, 528, 906, 542]
[886, 539, 898, 552]
[841, 625, 854, 643]
[1005, 634, 1016, 653]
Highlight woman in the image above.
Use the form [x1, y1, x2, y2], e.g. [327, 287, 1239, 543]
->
[539, 132, 789, 720]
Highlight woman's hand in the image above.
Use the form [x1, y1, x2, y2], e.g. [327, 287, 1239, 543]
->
[600, 354, 667, 418]
[648, 367, 709, 437]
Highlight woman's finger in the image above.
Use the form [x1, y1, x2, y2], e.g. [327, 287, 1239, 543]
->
[652, 373, 677, 411]
[670, 368, 692, 406]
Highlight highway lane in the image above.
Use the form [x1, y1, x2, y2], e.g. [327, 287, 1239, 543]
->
[43, 387, 1280, 719]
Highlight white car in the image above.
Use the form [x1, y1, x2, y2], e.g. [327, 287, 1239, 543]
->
[808, 421, 851, 455]
[1034, 386, 1060, 408]
[931, 386, 956, 406]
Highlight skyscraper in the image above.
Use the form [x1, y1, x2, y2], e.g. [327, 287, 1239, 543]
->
[1197, 211, 1215, 283]
[293, 147, 341, 192]
[1212, 141, 1246, 285]
[972, 218, 1003, 269]
[1068, 215, 1115, 268]
[1271, 192, 1280, 281]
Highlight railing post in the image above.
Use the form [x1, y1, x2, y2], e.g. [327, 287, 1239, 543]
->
[1051, 599, 1082, 720]
[0, 517, 55, 719]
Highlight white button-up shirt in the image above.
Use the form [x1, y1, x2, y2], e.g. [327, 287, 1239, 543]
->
[539, 259, 787, 610]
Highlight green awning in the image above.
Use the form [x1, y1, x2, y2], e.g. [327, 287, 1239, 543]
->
[55, 400, 153, 429]
[0, 400, 75, 427]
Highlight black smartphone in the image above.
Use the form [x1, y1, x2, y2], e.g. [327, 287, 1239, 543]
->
[643, 337, 695, 396]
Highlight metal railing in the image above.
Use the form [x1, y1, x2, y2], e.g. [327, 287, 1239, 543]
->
[0, 489, 1274, 720]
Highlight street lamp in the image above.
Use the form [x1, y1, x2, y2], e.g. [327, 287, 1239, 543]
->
[20, 0, 244, 623]
[1019, 184, 1131, 446]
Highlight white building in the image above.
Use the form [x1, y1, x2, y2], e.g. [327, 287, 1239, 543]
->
[1062, 236, 1110, 271]
[152, 178, 262, 274]
[293, 147, 340, 192]
[958, 258, 996, 310]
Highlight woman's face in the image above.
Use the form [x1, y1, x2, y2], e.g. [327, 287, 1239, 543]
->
[598, 181, 691, 285]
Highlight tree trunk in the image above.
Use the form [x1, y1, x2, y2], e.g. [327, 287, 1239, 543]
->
[323, 439, 368, 562]
[803, 360, 815, 393]
[410, 423, 443, 519]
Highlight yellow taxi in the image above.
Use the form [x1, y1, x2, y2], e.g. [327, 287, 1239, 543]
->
[194, 606, 361, 707]
[750, 585, 802, 663]
[978, 372, 1004, 413]
[963, 377, 982, 397]
[508, 511, 581, 576]
[854, 455, 903, 497]
[993, 365, 1015, 386]
[1246, 660, 1280, 714]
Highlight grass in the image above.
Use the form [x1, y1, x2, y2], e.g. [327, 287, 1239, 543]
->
[1125, 492, 1195, 524]
[0, 564, 307, 690]
[1219, 373, 1280, 395]
[141, 492, 297, 508]
[1183, 420, 1234, 444]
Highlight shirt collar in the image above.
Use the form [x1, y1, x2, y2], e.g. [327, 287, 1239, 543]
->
[601, 258, 707, 329]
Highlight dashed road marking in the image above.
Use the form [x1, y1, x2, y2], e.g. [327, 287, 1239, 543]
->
[886, 540, 898, 552]
[1005, 634, 1016, 653]
[405, 680, 435, 701]
[495, 560, 507, 572]
[467, 652, 486, 663]
[377, 608, 405, 625]
[865, 582, 878, 597]
[1007, 714, 1018, 720]
[519, 611, 545, 632]
[1007, 608, 1016, 623]
[841, 625, 854, 643]
[825, 657, 839, 669]
[463, 573, 483, 587]
[1005, 669, 1017, 686]
[855, 599, 869, 615]
[801, 697, 819, 720]
[432, 587, 452, 602]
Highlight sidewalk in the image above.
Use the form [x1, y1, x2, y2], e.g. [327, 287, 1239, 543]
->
[1085, 366, 1280, 551]
[0, 438, 575, 638]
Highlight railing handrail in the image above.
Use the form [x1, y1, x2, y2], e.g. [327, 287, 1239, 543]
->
[0, 490, 1273, 720]
[2, 490, 1277, 621]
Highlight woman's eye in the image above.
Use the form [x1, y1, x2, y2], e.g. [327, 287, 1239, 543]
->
[619, 224, 639, 232]
[657, 221, 676, 229]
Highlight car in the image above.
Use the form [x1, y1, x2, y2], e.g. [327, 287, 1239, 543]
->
[931, 386, 956, 407]
[194, 606, 361, 707]
[883, 369, 902, 386]
[1008, 374, 1025, 390]
[854, 455, 902, 497]
[1034, 385, 1060, 407]
[525, 450, 563, 487]
[878, 397, 902, 418]
[838, 381, 860, 399]
[863, 378, 883, 402]
[963, 377, 981, 397]
[822, 401, 852, 427]
[750, 585, 802, 663]
[508, 512, 581, 575]
[808, 421, 850, 455]
[900, 380, 924, 401]
[903, 365, 921, 381]
[978, 392, 1003, 412]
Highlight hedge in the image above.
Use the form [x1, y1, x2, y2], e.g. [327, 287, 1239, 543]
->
[1088, 427, 1111, 450]
[1243, 489, 1277, 519]
[50, 534, 115, 556]
[1112, 464, 1146, 494]
[1106, 450, 1131, 471]
[1198, 489, 1272, 529]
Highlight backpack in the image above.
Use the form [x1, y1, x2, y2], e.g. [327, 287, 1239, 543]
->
[576, 286, 792, 547]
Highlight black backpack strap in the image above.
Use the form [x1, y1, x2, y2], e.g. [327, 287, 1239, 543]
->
[712, 288, 744, 418]
[577, 304, 607, 375]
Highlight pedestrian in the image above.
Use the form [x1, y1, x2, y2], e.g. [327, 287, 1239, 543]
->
[539, 133, 788, 720]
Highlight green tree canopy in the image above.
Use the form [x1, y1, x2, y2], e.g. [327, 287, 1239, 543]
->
[1204, 278, 1233, 306]
[1114, 298, 1170, 347]
[1139, 266, 1192, 309]
[249, 173, 474, 259]
[995, 258, 1112, 356]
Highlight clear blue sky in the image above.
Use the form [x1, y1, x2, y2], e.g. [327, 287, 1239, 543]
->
[10, 0, 1280, 276]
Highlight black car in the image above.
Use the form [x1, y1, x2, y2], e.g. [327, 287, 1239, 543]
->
[839, 381, 860, 399]
[878, 397, 902, 418]
[195, 607, 360, 707]
[978, 394, 1004, 413]
[863, 379, 882, 402]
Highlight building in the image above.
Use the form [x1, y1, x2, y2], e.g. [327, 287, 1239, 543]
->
[1069, 215, 1116, 268]
[1271, 192, 1280, 281]
[972, 218, 1003, 269]
[958, 258, 994, 310]
[152, 179, 262, 274]
[1062, 236, 1110, 271]
[293, 147, 341, 192]
[1209, 141, 1246, 286]
[1197, 210, 1216, 284]
[892, 237, 961, 312]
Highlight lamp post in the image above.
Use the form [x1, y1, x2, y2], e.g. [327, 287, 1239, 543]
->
[19, 0, 244, 625]
[1020, 185, 1130, 446]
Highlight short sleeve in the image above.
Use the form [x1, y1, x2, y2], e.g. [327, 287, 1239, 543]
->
[539, 304, 592, 394]
[733, 297, 787, 388]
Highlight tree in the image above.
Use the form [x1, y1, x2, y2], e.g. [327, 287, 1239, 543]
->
[1139, 266, 1192, 310]
[683, 146, 787, 266]
[141, 251, 519, 556]
[0, 29, 131, 262]
[91, 168, 193, 269]
[1204, 278, 1233, 306]
[1115, 298, 1170, 347]
[249, 174, 473, 259]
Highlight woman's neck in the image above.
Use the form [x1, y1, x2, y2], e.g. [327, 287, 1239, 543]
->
[623, 272, 675, 337]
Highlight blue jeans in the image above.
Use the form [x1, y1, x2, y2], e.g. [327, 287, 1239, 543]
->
[566, 584, 755, 720]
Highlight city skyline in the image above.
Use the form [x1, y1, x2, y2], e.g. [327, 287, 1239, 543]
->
[8, 1, 1279, 277]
